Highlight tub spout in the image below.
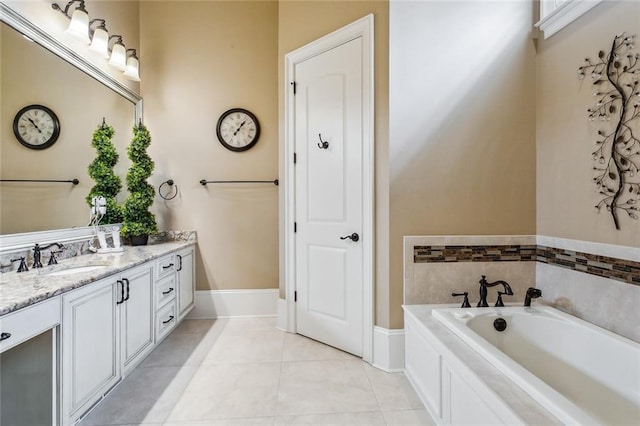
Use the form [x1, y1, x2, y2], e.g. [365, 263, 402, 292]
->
[524, 287, 542, 306]
[478, 275, 513, 307]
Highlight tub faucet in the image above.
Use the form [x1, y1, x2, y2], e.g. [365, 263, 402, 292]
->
[478, 275, 513, 307]
[524, 287, 542, 306]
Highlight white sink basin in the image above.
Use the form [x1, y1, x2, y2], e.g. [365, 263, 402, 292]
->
[43, 265, 108, 277]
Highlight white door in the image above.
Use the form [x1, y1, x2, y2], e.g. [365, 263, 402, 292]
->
[294, 37, 364, 356]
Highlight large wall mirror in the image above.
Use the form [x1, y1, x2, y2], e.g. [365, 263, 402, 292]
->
[0, 5, 141, 249]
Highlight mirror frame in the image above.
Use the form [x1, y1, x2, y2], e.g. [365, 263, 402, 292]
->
[0, 3, 142, 252]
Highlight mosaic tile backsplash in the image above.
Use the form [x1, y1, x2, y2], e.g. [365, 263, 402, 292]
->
[414, 245, 640, 286]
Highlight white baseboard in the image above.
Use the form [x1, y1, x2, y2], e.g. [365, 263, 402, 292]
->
[372, 326, 405, 372]
[276, 298, 288, 331]
[187, 289, 279, 319]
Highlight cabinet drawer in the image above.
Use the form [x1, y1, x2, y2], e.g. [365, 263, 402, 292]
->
[155, 275, 176, 309]
[0, 297, 61, 353]
[155, 302, 176, 342]
[155, 254, 176, 279]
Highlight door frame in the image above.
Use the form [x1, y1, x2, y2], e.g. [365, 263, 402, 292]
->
[283, 14, 374, 362]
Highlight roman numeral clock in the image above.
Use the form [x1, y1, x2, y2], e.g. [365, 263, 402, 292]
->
[216, 108, 260, 152]
[13, 104, 61, 150]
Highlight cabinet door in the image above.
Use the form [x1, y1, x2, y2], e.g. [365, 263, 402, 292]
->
[62, 277, 119, 421]
[176, 247, 195, 320]
[120, 264, 154, 374]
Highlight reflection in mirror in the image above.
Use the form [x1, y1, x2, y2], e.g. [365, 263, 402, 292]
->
[0, 21, 136, 235]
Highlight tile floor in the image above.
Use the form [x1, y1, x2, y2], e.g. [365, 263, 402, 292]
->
[79, 317, 434, 426]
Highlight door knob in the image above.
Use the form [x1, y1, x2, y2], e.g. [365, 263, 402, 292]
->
[340, 233, 360, 242]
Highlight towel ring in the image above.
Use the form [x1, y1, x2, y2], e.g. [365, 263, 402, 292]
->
[159, 179, 178, 200]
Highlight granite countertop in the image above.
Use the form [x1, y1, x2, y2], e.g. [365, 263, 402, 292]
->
[0, 241, 195, 316]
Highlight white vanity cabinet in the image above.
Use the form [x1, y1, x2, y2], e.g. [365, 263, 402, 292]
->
[176, 246, 195, 320]
[119, 264, 154, 374]
[152, 246, 195, 341]
[62, 263, 154, 424]
[62, 276, 120, 424]
[0, 242, 199, 425]
[154, 253, 178, 341]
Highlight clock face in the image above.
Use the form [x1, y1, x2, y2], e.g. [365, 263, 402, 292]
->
[13, 104, 61, 150]
[216, 108, 260, 152]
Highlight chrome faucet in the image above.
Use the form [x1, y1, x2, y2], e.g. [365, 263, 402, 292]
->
[478, 275, 513, 307]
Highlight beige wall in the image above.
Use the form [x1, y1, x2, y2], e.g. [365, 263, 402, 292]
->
[536, 1, 640, 246]
[140, 1, 279, 291]
[278, 0, 390, 323]
[0, 23, 134, 234]
[388, 1, 538, 328]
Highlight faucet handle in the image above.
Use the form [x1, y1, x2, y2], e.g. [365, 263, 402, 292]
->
[48, 250, 63, 265]
[495, 291, 510, 307]
[452, 292, 471, 308]
[10, 257, 29, 273]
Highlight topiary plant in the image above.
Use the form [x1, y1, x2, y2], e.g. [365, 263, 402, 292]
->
[121, 122, 157, 244]
[87, 119, 123, 224]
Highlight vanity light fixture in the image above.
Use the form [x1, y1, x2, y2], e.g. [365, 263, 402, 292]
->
[52, 0, 90, 44]
[88, 19, 109, 58]
[52, 1, 142, 81]
[108, 35, 127, 71]
[123, 49, 140, 81]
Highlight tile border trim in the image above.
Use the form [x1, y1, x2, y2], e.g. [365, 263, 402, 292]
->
[413, 243, 639, 286]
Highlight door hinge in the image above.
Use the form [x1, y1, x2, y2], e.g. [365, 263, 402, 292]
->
[294, 291, 297, 302]
[293, 152, 297, 164]
[294, 222, 297, 233]
[290, 81, 297, 95]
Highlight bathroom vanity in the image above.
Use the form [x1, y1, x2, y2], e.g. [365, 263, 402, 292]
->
[0, 241, 196, 425]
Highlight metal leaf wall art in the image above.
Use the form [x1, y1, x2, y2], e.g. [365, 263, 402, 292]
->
[578, 33, 640, 230]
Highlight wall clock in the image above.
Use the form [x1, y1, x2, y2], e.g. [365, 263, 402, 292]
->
[216, 108, 260, 152]
[13, 104, 61, 150]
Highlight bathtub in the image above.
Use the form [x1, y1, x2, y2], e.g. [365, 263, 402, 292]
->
[431, 306, 640, 425]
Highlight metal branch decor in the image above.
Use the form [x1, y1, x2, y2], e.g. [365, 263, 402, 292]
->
[578, 33, 640, 230]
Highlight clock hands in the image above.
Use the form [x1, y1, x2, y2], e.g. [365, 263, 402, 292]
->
[233, 120, 246, 136]
[27, 117, 43, 134]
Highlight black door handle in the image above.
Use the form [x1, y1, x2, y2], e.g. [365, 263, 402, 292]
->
[177, 255, 183, 272]
[162, 287, 174, 295]
[0, 332, 11, 342]
[123, 278, 130, 301]
[162, 315, 175, 325]
[116, 280, 125, 304]
[340, 233, 360, 242]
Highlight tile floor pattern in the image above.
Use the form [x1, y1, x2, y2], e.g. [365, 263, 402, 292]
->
[79, 318, 435, 426]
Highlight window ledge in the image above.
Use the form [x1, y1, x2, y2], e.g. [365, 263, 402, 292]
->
[535, 0, 603, 39]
